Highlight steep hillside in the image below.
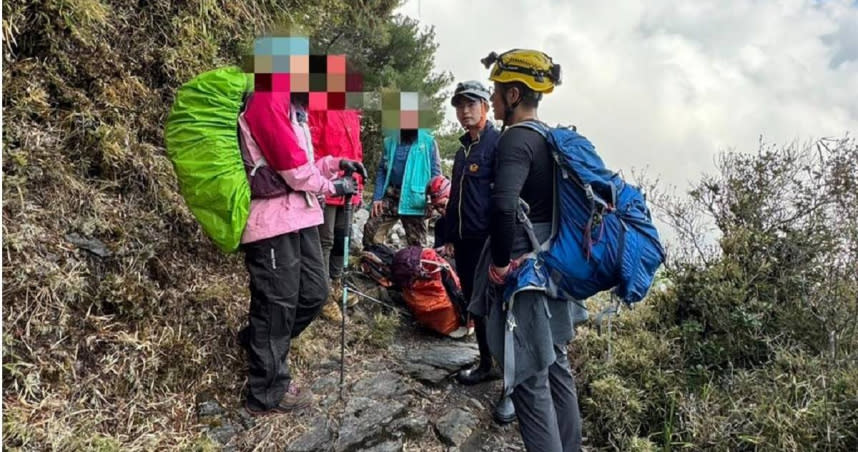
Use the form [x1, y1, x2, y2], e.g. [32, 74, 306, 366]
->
[1, 1, 447, 449]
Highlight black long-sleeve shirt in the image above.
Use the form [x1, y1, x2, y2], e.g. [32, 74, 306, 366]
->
[489, 126, 555, 267]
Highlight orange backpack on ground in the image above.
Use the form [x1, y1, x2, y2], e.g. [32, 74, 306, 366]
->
[393, 247, 469, 337]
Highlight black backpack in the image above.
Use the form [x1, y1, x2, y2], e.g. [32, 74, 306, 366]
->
[360, 244, 396, 287]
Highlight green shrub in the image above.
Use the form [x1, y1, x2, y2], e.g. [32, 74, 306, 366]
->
[361, 312, 401, 349]
[576, 138, 858, 450]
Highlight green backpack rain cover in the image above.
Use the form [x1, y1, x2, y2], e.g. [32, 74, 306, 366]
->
[165, 66, 254, 253]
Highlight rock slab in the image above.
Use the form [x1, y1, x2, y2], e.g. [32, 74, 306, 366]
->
[434, 408, 478, 447]
[362, 439, 403, 452]
[287, 416, 334, 452]
[399, 343, 480, 384]
[335, 396, 407, 452]
[352, 371, 411, 399]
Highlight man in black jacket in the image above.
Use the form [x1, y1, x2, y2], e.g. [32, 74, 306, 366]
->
[441, 80, 514, 424]
[479, 49, 582, 452]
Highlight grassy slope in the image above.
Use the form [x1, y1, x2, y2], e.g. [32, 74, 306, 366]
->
[2, 0, 317, 448]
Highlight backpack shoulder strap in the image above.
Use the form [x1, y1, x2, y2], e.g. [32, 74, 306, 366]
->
[507, 119, 551, 137]
[239, 91, 253, 113]
[507, 120, 578, 137]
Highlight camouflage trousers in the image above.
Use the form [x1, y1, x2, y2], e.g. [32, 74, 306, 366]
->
[363, 189, 427, 248]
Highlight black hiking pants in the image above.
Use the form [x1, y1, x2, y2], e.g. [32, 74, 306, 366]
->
[242, 227, 328, 410]
[454, 237, 492, 369]
[453, 237, 487, 302]
[510, 342, 582, 452]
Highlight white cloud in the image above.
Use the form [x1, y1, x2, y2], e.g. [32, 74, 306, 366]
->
[397, 0, 858, 190]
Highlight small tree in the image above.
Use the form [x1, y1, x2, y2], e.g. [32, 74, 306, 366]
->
[655, 137, 858, 369]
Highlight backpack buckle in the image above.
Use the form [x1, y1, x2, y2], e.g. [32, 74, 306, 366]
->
[506, 316, 517, 331]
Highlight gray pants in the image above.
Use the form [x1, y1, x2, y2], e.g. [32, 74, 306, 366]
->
[510, 343, 582, 452]
[319, 204, 347, 280]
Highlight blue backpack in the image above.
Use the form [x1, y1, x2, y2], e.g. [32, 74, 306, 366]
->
[512, 121, 665, 304]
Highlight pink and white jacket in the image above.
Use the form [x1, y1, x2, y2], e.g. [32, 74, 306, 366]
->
[238, 91, 342, 244]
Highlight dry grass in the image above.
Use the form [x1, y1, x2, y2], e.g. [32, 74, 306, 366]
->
[1, 0, 469, 449]
[1, 0, 340, 449]
[2, 1, 445, 448]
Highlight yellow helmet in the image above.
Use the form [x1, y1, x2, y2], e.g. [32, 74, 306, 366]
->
[481, 49, 562, 94]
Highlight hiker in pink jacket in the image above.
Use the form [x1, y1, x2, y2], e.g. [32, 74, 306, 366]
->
[237, 75, 367, 416]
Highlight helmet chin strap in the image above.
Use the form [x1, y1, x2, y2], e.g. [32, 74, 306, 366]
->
[501, 93, 522, 132]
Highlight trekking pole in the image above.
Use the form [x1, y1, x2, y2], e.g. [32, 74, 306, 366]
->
[342, 283, 413, 317]
[339, 190, 353, 400]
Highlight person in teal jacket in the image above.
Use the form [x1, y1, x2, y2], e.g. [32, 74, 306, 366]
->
[363, 128, 442, 247]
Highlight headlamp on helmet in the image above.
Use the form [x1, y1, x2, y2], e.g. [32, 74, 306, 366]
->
[481, 49, 561, 94]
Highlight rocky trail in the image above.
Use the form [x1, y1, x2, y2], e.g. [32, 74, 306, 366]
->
[194, 271, 528, 452]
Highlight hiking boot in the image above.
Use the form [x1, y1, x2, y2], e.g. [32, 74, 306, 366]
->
[245, 382, 313, 416]
[447, 326, 472, 339]
[332, 278, 359, 307]
[455, 364, 500, 385]
[493, 395, 516, 425]
[330, 278, 343, 300]
[320, 298, 343, 323]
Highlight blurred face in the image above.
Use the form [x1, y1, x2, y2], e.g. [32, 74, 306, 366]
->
[454, 98, 482, 129]
[289, 55, 310, 93]
[400, 110, 419, 129]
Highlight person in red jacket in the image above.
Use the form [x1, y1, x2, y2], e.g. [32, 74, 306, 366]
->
[310, 109, 364, 322]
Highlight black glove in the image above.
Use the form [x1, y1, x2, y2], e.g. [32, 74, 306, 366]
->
[332, 177, 357, 196]
[339, 159, 368, 180]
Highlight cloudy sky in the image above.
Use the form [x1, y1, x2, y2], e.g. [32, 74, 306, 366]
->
[397, 0, 858, 190]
